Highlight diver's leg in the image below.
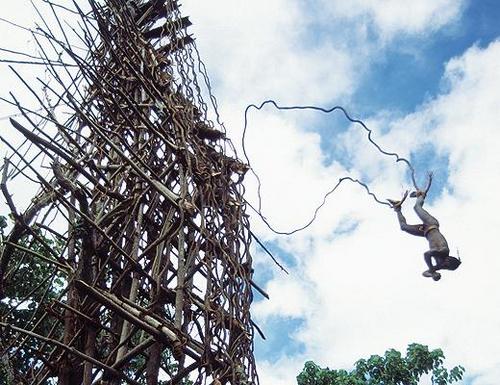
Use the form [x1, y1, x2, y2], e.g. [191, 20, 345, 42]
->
[423, 250, 435, 271]
[395, 209, 424, 236]
[413, 195, 439, 226]
[422, 249, 449, 279]
[423, 268, 441, 280]
[432, 249, 454, 270]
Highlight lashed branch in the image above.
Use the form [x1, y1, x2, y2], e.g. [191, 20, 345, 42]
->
[0, 1, 260, 384]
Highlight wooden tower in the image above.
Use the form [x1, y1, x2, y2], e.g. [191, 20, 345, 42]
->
[0, 1, 260, 384]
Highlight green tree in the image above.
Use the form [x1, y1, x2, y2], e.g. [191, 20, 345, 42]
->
[0, 215, 191, 385]
[297, 343, 464, 385]
[0, 215, 65, 384]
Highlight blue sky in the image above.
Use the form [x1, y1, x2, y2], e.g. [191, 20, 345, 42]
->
[180, 1, 500, 384]
[354, 0, 500, 115]
[2, 1, 500, 385]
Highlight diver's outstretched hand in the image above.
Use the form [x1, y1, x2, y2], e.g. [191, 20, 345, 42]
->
[387, 190, 408, 210]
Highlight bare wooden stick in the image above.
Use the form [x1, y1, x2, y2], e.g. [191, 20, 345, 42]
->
[0, 1, 259, 383]
[0, 322, 141, 385]
[1, 158, 18, 216]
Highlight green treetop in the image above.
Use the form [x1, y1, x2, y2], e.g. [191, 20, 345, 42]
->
[297, 343, 464, 385]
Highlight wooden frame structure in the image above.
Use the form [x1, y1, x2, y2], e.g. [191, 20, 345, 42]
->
[0, 1, 260, 384]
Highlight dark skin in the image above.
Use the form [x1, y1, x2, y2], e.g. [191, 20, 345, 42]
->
[388, 174, 460, 280]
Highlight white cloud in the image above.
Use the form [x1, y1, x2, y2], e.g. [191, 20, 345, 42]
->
[0, 3, 39, 118]
[182, 0, 357, 106]
[258, 356, 305, 385]
[182, 0, 465, 113]
[1, 2, 493, 385]
[241, 110, 351, 234]
[253, 39, 500, 385]
[252, 274, 312, 320]
[318, 0, 465, 40]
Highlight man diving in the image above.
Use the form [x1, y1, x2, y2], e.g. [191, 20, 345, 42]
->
[387, 174, 461, 281]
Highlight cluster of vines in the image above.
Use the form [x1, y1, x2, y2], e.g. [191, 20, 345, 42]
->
[0, 1, 260, 384]
[242, 101, 421, 236]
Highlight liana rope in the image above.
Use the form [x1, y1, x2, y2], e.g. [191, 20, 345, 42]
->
[241, 100, 419, 235]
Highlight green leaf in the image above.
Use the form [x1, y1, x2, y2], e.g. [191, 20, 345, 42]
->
[297, 343, 465, 385]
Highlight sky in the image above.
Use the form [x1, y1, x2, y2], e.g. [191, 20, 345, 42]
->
[1, 1, 500, 385]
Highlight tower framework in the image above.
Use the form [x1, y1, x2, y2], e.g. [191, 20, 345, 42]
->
[0, 1, 260, 384]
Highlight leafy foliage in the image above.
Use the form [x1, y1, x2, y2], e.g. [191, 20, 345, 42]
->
[0, 215, 65, 384]
[297, 343, 465, 385]
[0, 215, 192, 384]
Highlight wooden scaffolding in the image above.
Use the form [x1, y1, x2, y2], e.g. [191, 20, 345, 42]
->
[0, 1, 260, 384]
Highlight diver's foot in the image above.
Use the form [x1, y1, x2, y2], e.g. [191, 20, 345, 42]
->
[387, 191, 408, 210]
[434, 260, 446, 270]
[423, 270, 441, 281]
[422, 269, 434, 278]
[387, 199, 402, 209]
[410, 190, 426, 198]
